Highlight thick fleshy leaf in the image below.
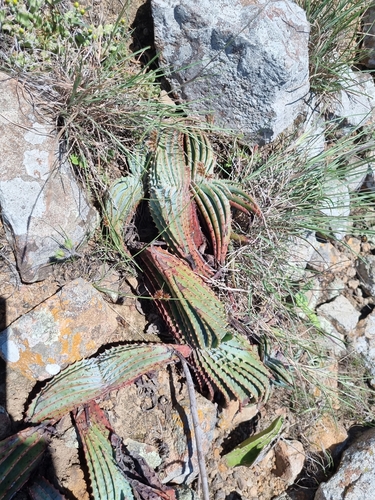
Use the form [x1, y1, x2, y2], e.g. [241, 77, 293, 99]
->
[27, 344, 190, 423]
[192, 181, 231, 264]
[149, 130, 214, 276]
[75, 402, 134, 500]
[29, 476, 67, 500]
[0, 427, 48, 500]
[184, 129, 216, 180]
[141, 246, 229, 348]
[223, 416, 283, 467]
[105, 150, 146, 254]
[212, 180, 262, 218]
[191, 334, 270, 404]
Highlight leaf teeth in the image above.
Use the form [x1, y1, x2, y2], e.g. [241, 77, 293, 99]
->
[26, 344, 185, 423]
[75, 402, 135, 500]
[0, 427, 48, 500]
[141, 246, 229, 349]
[191, 338, 270, 404]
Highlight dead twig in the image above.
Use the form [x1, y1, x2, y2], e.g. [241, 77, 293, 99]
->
[174, 351, 210, 500]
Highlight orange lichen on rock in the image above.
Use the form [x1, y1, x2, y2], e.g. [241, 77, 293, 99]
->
[0, 278, 118, 380]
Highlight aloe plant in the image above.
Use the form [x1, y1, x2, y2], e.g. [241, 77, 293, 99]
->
[106, 129, 262, 276]
[29, 476, 67, 500]
[191, 335, 270, 404]
[0, 427, 48, 500]
[27, 343, 190, 423]
[141, 245, 229, 348]
[141, 245, 270, 404]
[148, 129, 213, 276]
[149, 129, 262, 275]
[105, 150, 147, 254]
[103, 129, 273, 405]
[75, 402, 135, 500]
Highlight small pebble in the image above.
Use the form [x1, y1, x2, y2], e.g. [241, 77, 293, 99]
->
[214, 491, 225, 500]
[361, 242, 371, 253]
[346, 267, 357, 278]
[236, 476, 246, 490]
[348, 279, 360, 290]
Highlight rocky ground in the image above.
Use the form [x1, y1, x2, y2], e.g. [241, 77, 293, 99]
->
[1, 211, 375, 499]
[1, 1, 375, 499]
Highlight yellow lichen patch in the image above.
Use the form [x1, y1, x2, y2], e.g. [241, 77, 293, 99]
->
[15, 350, 45, 380]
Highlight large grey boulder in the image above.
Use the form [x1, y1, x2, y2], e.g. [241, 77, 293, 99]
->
[314, 427, 375, 500]
[0, 72, 98, 282]
[151, 0, 310, 143]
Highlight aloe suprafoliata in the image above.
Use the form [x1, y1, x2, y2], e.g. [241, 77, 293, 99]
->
[148, 129, 213, 276]
[75, 402, 135, 500]
[104, 127, 272, 405]
[141, 245, 270, 404]
[106, 128, 262, 275]
[27, 343, 190, 423]
[0, 427, 48, 500]
[105, 150, 147, 254]
[149, 129, 262, 275]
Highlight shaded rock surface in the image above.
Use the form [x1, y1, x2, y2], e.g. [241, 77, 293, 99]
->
[314, 427, 375, 500]
[349, 311, 375, 385]
[361, 3, 375, 69]
[274, 439, 305, 486]
[356, 254, 375, 296]
[0, 72, 98, 283]
[151, 0, 310, 143]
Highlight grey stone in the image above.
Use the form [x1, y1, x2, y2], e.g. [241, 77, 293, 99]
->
[317, 295, 359, 335]
[0, 278, 119, 380]
[304, 277, 323, 310]
[314, 427, 375, 500]
[176, 486, 200, 500]
[308, 241, 351, 273]
[345, 158, 373, 193]
[349, 311, 375, 384]
[325, 277, 346, 301]
[124, 438, 162, 468]
[356, 255, 375, 296]
[328, 68, 375, 131]
[319, 179, 351, 240]
[299, 96, 325, 159]
[152, 0, 310, 143]
[317, 316, 346, 358]
[285, 231, 317, 280]
[274, 439, 305, 486]
[0, 72, 98, 282]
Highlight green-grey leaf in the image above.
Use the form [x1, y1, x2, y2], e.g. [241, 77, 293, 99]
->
[0, 427, 48, 500]
[141, 246, 229, 348]
[27, 344, 188, 423]
[28, 476, 67, 500]
[192, 333, 270, 403]
[223, 416, 283, 467]
[75, 406, 134, 500]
